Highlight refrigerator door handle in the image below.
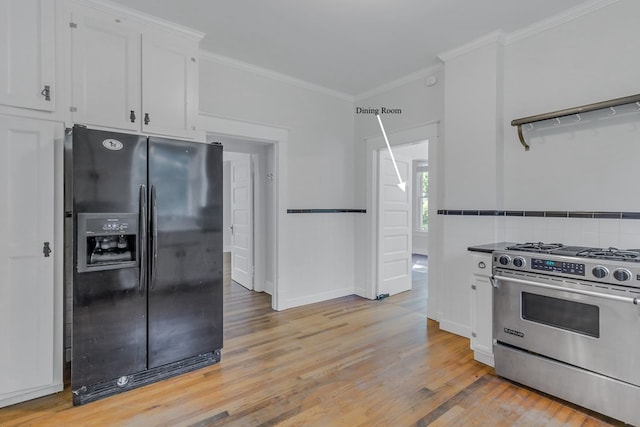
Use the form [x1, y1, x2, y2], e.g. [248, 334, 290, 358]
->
[150, 185, 158, 290]
[139, 185, 147, 295]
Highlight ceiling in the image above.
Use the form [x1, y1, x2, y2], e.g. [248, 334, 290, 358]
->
[113, 0, 593, 96]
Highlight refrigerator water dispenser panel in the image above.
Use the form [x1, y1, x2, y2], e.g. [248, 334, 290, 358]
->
[77, 213, 138, 272]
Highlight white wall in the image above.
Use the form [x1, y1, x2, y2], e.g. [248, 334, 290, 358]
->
[503, 0, 640, 211]
[437, 34, 505, 336]
[500, 0, 640, 250]
[436, 0, 640, 337]
[199, 54, 356, 308]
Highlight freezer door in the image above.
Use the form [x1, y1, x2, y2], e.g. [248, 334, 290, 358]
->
[147, 137, 223, 368]
[70, 126, 148, 390]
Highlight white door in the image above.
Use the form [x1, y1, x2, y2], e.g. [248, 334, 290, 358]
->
[0, 117, 59, 407]
[230, 155, 253, 289]
[0, 0, 55, 111]
[70, 4, 140, 130]
[377, 150, 413, 297]
[141, 30, 198, 139]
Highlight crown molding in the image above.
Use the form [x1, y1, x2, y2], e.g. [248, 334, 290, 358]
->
[505, 0, 620, 44]
[438, 30, 506, 62]
[354, 63, 443, 102]
[75, 0, 205, 40]
[199, 50, 354, 102]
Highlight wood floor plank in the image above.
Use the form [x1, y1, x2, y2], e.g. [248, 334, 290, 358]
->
[0, 253, 626, 426]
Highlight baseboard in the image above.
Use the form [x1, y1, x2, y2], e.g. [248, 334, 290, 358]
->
[278, 287, 354, 310]
[474, 350, 495, 367]
[263, 281, 273, 296]
[354, 285, 367, 299]
[439, 318, 471, 339]
[0, 383, 64, 409]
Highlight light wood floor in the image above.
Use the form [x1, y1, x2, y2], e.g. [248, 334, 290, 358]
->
[0, 255, 623, 426]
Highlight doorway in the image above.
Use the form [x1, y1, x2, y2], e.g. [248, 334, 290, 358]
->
[218, 137, 275, 298]
[200, 112, 288, 310]
[365, 123, 438, 316]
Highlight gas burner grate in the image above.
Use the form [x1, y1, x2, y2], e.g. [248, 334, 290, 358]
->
[506, 242, 564, 253]
[575, 247, 640, 261]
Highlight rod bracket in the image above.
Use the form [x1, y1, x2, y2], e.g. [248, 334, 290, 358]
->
[516, 124, 530, 151]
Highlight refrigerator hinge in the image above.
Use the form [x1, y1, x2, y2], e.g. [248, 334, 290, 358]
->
[69, 22, 77, 29]
[70, 106, 77, 112]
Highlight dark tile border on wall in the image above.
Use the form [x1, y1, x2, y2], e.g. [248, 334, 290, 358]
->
[437, 210, 637, 219]
[287, 209, 366, 214]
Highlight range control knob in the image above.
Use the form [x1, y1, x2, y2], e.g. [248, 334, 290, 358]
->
[592, 266, 609, 279]
[498, 255, 511, 266]
[613, 269, 631, 282]
[513, 257, 526, 268]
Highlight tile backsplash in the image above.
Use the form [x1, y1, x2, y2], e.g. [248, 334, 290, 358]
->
[439, 210, 640, 249]
[502, 216, 640, 248]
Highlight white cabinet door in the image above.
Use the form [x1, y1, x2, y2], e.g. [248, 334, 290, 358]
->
[377, 151, 412, 296]
[70, 5, 140, 131]
[470, 253, 494, 366]
[0, 117, 61, 408]
[0, 0, 55, 111]
[142, 31, 198, 139]
[230, 155, 253, 290]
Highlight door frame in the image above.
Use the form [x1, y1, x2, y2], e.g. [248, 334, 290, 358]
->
[364, 122, 439, 303]
[198, 113, 287, 311]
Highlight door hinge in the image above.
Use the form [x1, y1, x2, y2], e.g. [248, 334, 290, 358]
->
[43, 242, 51, 258]
[69, 22, 77, 28]
[69, 106, 77, 112]
[471, 284, 476, 290]
[471, 332, 477, 338]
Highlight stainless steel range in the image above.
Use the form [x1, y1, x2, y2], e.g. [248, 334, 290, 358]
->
[493, 242, 640, 425]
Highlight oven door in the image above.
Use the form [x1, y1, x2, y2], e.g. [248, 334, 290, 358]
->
[493, 270, 640, 387]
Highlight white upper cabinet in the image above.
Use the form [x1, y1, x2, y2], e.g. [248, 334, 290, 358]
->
[142, 30, 198, 138]
[70, 4, 140, 131]
[0, 0, 56, 112]
[68, 2, 202, 139]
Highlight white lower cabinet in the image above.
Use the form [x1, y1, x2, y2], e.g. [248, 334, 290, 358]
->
[0, 116, 62, 408]
[470, 252, 494, 366]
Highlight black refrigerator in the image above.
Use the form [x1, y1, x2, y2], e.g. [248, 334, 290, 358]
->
[65, 126, 223, 405]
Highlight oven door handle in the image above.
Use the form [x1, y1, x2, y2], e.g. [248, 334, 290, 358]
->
[492, 274, 640, 305]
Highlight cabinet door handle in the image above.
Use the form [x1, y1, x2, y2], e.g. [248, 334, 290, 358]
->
[42, 242, 51, 257]
[478, 261, 486, 269]
[130, 110, 136, 123]
[144, 113, 150, 125]
[41, 85, 51, 101]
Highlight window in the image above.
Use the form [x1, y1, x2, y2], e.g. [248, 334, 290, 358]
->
[416, 162, 428, 232]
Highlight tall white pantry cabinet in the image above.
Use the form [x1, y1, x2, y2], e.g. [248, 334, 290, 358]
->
[0, 0, 203, 408]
